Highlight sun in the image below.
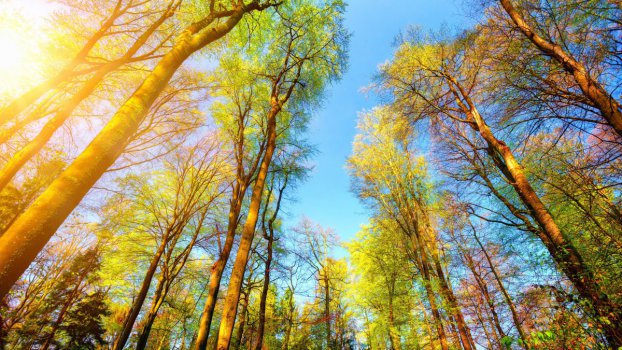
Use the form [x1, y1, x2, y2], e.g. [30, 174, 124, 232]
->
[0, 29, 27, 77]
[0, 0, 52, 97]
[0, 26, 39, 96]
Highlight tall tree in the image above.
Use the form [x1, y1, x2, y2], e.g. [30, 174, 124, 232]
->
[377, 31, 622, 346]
[213, 1, 348, 348]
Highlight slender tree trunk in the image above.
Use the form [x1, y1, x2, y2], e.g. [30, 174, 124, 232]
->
[498, 0, 622, 139]
[233, 284, 251, 350]
[0, 5, 260, 300]
[254, 176, 286, 350]
[215, 105, 279, 350]
[135, 207, 204, 350]
[236, 268, 255, 350]
[473, 233, 529, 349]
[432, 258, 475, 350]
[194, 189, 245, 350]
[324, 270, 331, 350]
[113, 239, 168, 350]
[254, 237, 273, 350]
[134, 278, 168, 350]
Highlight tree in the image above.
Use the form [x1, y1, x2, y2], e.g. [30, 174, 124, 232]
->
[348, 108, 475, 350]
[14, 248, 109, 350]
[376, 30, 622, 346]
[212, 1, 348, 348]
[95, 139, 226, 350]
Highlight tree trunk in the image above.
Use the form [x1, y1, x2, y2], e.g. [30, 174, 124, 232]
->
[233, 285, 251, 350]
[214, 105, 279, 350]
[254, 236, 273, 350]
[194, 186, 246, 350]
[450, 76, 622, 347]
[134, 277, 168, 350]
[113, 239, 168, 350]
[324, 270, 331, 350]
[432, 257, 475, 350]
[0, 6, 254, 300]
[473, 233, 529, 349]
[476, 113, 622, 346]
[135, 206, 204, 350]
[254, 176, 286, 350]
[498, 0, 622, 139]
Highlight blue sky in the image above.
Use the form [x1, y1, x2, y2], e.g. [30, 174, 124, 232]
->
[286, 0, 470, 244]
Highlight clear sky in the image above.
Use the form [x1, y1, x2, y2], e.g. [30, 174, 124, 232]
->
[285, 0, 470, 245]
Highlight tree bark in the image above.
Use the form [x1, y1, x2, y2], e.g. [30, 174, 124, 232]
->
[194, 183, 247, 350]
[254, 238, 271, 350]
[254, 177, 287, 350]
[232, 291, 249, 350]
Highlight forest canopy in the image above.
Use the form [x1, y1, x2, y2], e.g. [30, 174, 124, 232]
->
[0, 0, 621, 349]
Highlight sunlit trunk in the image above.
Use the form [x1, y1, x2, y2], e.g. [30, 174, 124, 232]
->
[0, 7, 174, 191]
[195, 185, 246, 350]
[215, 105, 279, 350]
[134, 277, 168, 350]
